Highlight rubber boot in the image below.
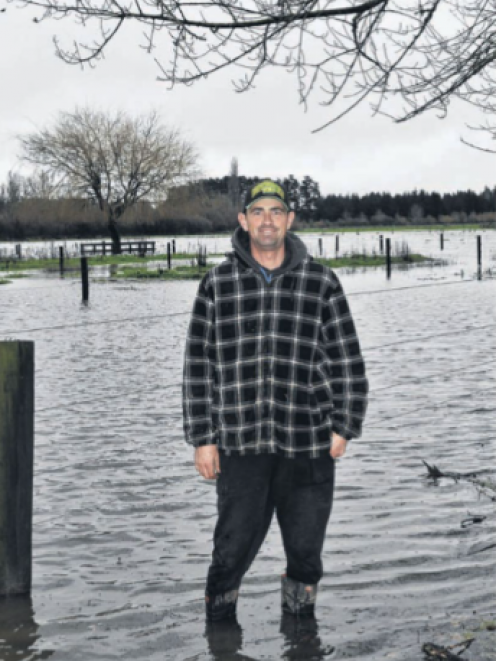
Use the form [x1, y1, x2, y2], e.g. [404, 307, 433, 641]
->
[281, 574, 318, 616]
[205, 589, 239, 622]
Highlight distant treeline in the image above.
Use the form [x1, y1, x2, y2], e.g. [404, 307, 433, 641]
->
[203, 174, 496, 223]
[1, 172, 495, 241]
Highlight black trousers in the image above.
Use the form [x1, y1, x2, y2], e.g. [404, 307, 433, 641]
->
[206, 452, 335, 598]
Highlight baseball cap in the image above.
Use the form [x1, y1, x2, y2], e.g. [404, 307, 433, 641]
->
[243, 179, 290, 212]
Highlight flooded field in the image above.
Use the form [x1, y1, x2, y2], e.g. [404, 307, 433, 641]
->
[1, 227, 496, 270]
[1, 230, 495, 660]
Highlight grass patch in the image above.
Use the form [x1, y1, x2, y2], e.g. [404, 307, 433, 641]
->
[116, 263, 215, 280]
[0, 257, 72, 271]
[78, 251, 223, 265]
[0, 248, 434, 279]
[114, 253, 433, 280]
[0, 272, 30, 279]
[296, 224, 491, 233]
[0, 272, 35, 284]
[478, 620, 496, 632]
[316, 253, 432, 268]
[0, 251, 224, 272]
[462, 619, 496, 641]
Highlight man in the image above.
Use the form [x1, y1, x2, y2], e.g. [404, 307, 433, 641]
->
[183, 179, 368, 622]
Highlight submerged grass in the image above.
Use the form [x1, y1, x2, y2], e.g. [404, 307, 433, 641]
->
[0, 252, 224, 272]
[297, 223, 490, 233]
[0, 273, 29, 285]
[114, 253, 433, 280]
[463, 620, 496, 639]
[0, 248, 434, 281]
[115, 263, 216, 280]
[317, 253, 431, 268]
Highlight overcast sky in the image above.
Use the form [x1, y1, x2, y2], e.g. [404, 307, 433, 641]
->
[1, 5, 494, 197]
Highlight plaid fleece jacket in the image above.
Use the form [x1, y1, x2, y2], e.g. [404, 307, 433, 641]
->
[182, 230, 368, 456]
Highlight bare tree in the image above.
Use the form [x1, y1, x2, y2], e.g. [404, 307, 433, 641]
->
[4, 171, 23, 205]
[19, 108, 198, 253]
[23, 170, 63, 199]
[8, 0, 496, 134]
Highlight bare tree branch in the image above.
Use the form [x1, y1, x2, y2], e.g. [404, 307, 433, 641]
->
[9, 0, 496, 141]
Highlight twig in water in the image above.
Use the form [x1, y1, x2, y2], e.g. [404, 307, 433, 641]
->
[422, 638, 474, 659]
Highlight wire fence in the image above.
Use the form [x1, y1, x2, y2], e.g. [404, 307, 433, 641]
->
[34, 359, 495, 437]
[364, 323, 495, 352]
[1, 274, 487, 296]
[34, 357, 496, 414]
[36, 382, 496, 434]
[4, 252, 494, 439]
[1, 279, 494, 338]
[369, 358, 496, 396]
[366, 386, 496, 429]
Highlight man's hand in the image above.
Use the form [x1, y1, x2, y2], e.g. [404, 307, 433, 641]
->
[330, 433, 347, 459]
[195, 445, 220, 479]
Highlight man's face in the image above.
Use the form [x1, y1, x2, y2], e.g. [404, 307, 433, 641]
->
[238, 198, 294, 252]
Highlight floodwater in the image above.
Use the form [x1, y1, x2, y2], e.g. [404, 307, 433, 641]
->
[1, 226, 495, 269]
[0, 230, 495, 660]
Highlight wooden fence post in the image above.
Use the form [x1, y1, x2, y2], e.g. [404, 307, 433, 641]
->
[440, 233, 444, 251]
[0, 341, 34, 596]
[81, 257, 89, 302]
[167, 243, 171, 270]
[59, 247, 64, 274]
[335, 235, 339, 256]
[386, 238, 392, 279]
[477, 235, 482, 280]
[318, 238, 323, 256]
[379, 235, 384, 254]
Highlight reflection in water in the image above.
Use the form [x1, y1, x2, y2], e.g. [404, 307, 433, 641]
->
[0, 597, 52, 661]
[280, 614, 335, 660]
[204, 614, 336, 660]
[205, 617, 257, 660]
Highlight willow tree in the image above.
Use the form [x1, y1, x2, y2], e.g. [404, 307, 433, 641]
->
[19, 108, 197, 253]
[9, 0, 496, 136]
